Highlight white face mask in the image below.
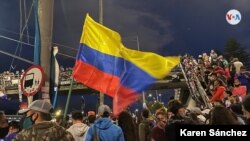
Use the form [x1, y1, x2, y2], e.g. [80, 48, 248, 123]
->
[179, 112, 186, 118]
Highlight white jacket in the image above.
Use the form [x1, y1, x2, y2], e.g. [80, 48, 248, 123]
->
[67, 123, 89, 141]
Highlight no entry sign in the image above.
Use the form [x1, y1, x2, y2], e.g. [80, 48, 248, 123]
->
[21, 65, 45, 96]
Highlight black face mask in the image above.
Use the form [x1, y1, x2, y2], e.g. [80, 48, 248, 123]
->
[0, 127, 9, 138]
[235, 84, 240, 87]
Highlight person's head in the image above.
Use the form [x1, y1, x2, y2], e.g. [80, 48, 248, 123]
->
[209, 106, 239, 125]
[0, 111, 8, 128]
[141, 109, 149, 119]
[0, 112, 8, 138]
[98, 105, 111, 118]
[213, 100, 224, 107]
[209, 73, 217, 81]
[189, 107, 202, 115]
[88, 115, 96, 125]
[118, 111, 134, 128]
[155, 111, 167, 129]
[20, 100, 53, 128]
[8, 121, 19, 133]
[118, 111, 136, 140]
[71, 111, 83, 124]
[230, 104, 243, 115]
[214, 79, 225, 88]
[242, 95, 250, 119]
[218, 55, 223, 61]
[168, 100, 185, 117]
[240, 66, 246, 72]
[55, 115, 64, 126]
[87, 111, 96, 116]
[234, 79, 241, 87]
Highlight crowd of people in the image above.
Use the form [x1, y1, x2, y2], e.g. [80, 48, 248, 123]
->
[1, 96, 249, 141]
[1, 50, 250, 141]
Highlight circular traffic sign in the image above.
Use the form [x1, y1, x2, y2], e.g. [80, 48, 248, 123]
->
[21, 65, 45, 96]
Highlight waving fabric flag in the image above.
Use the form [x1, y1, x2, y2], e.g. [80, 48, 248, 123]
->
[73, 14, 180, 115]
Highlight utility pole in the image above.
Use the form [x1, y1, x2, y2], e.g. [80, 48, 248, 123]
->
[38, 0, 54, 101]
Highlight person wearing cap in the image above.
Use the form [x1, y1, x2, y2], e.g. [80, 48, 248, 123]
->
[13, 100, 74, 141]
[85, 104, 125, 141]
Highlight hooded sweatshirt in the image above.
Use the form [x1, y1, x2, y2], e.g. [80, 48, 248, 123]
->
[12, 122, 74, 141]
[85, 118, 125, 141]
[67, 123, 89, 141]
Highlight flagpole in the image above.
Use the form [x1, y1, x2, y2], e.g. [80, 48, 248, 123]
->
[63, 77, 74, 120]
[136, 36, 147, 106]
[99, 0, 104, 106]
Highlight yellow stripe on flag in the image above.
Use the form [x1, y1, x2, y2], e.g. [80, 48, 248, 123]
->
[80, 14, 180, 79]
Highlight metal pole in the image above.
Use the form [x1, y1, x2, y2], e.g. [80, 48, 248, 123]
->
[52, 87, 58, 108]
[52, 46, 59, 108]
[136, 36, 147, 106]
[0, 50, 34, 65]
[63, 78, 74, 120]
[34, 0, 40, 65]
[136, 36, 140, 51]
[99, 0, 103, 24]
[156, 90, 159, 102]
[99, 0, 104, 105]
[142, 91, 148, 109]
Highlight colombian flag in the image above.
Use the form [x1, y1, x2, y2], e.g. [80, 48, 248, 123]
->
[73, 14, 180, 115]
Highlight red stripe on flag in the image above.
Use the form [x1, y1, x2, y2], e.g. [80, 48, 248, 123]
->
[73, 60, 141, 115]
[113, 86, 140, 116]
[73, 60, 119, 97]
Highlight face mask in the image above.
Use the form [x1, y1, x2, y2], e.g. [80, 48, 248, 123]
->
[235, 84, 240, 87]
[0, 127, 9, 138]
[22, 114, 34, 129]
[179, 113, 186, 118]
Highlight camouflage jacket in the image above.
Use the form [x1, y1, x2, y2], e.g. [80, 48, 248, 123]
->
[12, 122, 75, 141]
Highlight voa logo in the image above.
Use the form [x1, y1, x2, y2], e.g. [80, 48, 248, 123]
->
[226, 9, 241, 25]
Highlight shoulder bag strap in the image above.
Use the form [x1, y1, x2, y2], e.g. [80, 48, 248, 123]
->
[93, 125, 100, 141]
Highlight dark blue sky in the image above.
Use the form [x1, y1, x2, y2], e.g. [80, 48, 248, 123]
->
[1, 0, 250, 114]
[0, 0, 250, 72]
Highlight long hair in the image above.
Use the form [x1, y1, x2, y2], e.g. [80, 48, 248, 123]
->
[118, 111, 138, 141]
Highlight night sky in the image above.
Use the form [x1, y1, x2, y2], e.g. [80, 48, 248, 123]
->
[0, 0, 250, 72]
[1, 0, 250, 113]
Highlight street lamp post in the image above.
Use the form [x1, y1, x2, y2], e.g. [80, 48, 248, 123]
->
[159, 93, 162, 102]
[156, 90, 159, 102]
